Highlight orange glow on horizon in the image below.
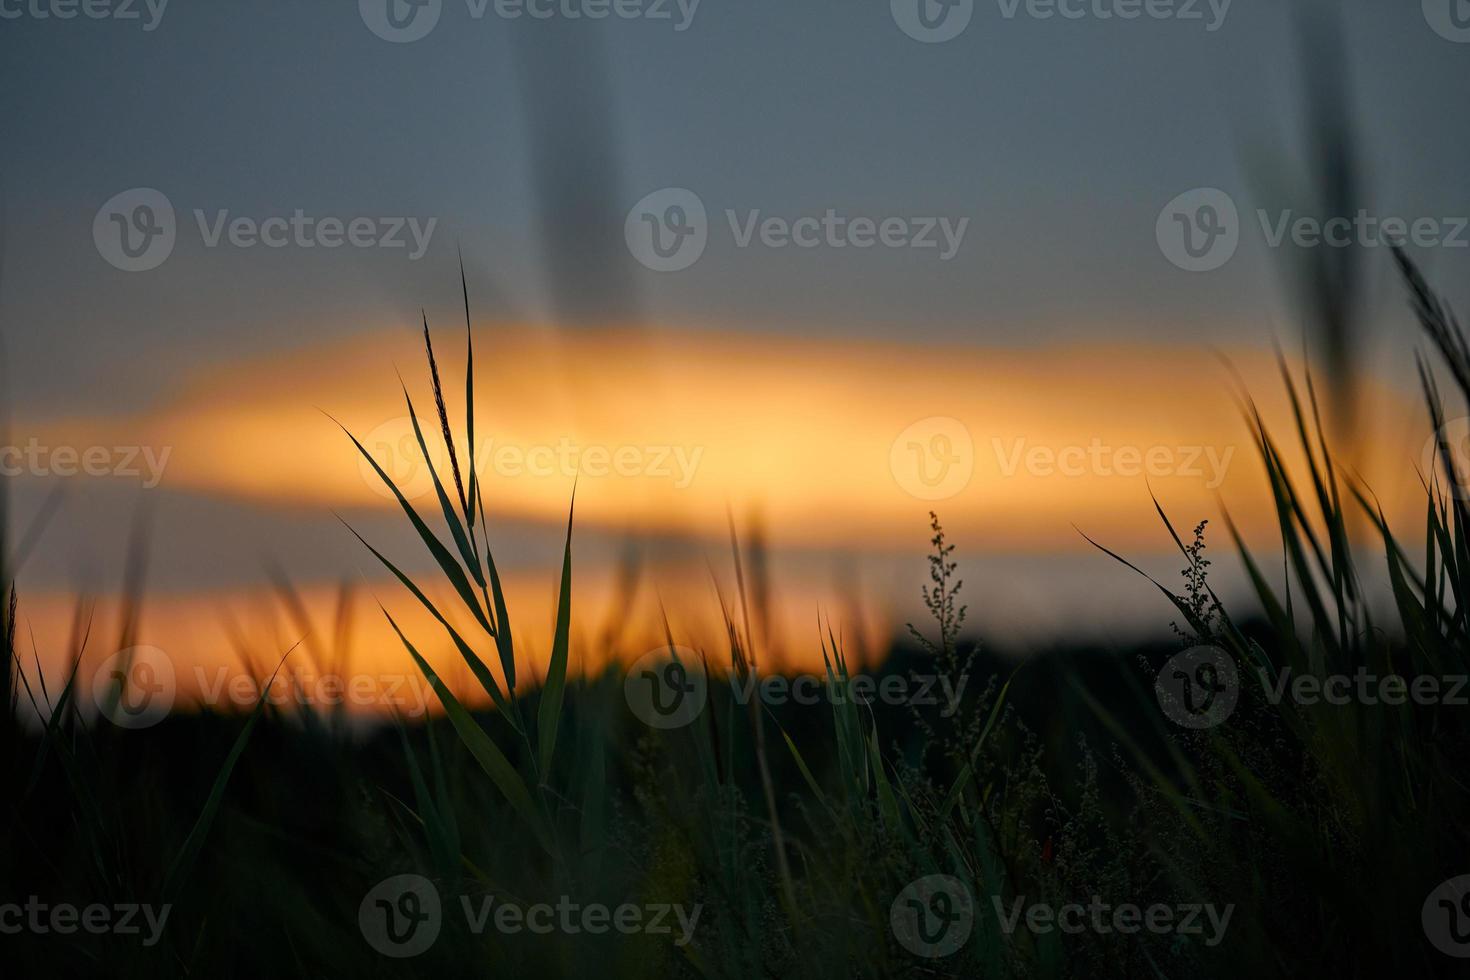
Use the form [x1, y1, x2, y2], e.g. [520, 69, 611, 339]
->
[19, 323, 1433, 551]
[12, 322, 1441, 716]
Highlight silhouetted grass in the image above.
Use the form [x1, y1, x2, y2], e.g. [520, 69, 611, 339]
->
[3, 251, 1470, 978]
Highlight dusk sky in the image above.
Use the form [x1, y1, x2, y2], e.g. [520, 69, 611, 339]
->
[9, 8, 1470, 977]
[3, 0, 1469, 686]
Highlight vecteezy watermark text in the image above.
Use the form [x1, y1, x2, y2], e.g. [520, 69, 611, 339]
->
[193, 211, 436, 259]
[1157, 188, 1469, 273]
[459, 894, 700, 944]
[90, 647, 438, 729]
[359, 0, 700, 43]
[625, 188, 969, 272]
[726, 210, 968, 260]
[888, 875, 1232, 958]
[891, 0, 1230, 44]
[1155, 645, 1470, 730]
[193, 667, 435, 718]
[993, 438, 1234, 488]
[624, 647, 970, 729]
[0, 0, 168, 29]
[358, 875, 701, 958]
[992, 895, 1234, 945]
[357, 419, 705, 500]
[1255, 667, 1468, 709]
[994, 0, 1230, 29]
[0, 440, 170, 488]
[1256, 210, 1469, 251]
[0, 898, 171, 946]
[94, 188, 437, 272]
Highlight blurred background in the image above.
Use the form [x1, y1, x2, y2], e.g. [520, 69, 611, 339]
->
[2, 0, 1468, 703]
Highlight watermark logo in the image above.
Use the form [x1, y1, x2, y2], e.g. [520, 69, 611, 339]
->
[891, 0, 973, 43]
[625, 647, 708, 729]
[626, 188, 708, 272]
[357, 417, 451, 501]
[360, 0, 442, 41]
[890, 417, 974, 501]
[1157, 188, 1238, 272]
[1155, 645, 1238, 729]
[360, 874, 443, 958]
[1161, 189, 1469, 272]
[91, 646, 176, 729]
[94, 188, 175, 272]
[891, 875, 974, 958]
[96, 190, 437, 272]
[361, 0, 697, 40]
[1423, 417, 1470, 501]
[626, 190, 969, 270]
[1424, 0, 1470, 43]
[625, 655, 969, 730]
[359, 877, 699, 956]
[1424, 875, 1470, 957]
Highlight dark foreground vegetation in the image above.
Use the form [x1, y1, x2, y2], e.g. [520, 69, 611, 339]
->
[3, 249, 1469, 978]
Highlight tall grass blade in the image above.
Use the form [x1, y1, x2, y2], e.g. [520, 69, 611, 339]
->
[537, 492, 574, 775]
[421, 312, 470, 523]
[400, 380, 485, 593]
[161, 644, 296, 904]
[382, 605, 552, 853]
[336, 417, 492, 634]
[460, 253, 479, 532]
[339, 519, 512, 718]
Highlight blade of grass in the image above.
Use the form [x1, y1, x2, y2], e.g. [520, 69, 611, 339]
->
[161, 643, 297, 904]
[401, 378, 485, 593]
[335, 416, 492, 635]
[339, 518, 513, 720]
[382, 604, 552, 854]
[536, 490, 575, 776]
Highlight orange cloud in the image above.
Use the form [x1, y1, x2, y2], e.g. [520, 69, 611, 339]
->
[22, 323, 1432, 551]
[11, 322, 1443, 719]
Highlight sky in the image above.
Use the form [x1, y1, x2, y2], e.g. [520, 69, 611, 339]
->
[1, 0, 1468, 698]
